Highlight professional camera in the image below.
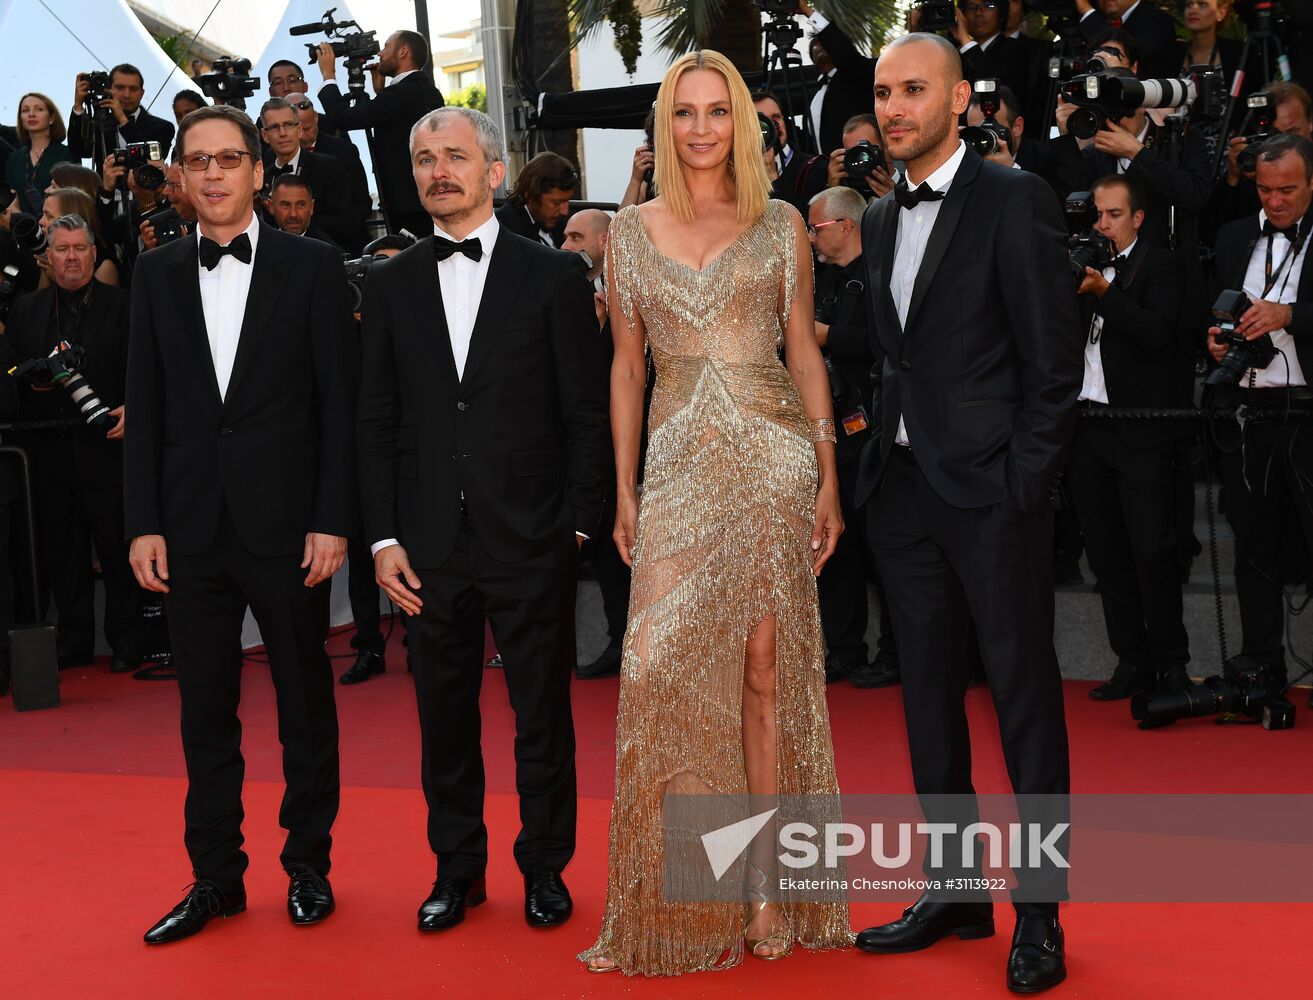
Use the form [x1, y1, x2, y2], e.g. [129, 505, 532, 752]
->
[7, 342, 118, 431]
[1203, 289, 1279, 387]
[1060, 70, 1204, 140]
[144, 206, 191, 247]
[1236, 93, 1277, 174]
[342, 254, 383, 312]
[82, 70, 113, 111]
[758, 111, 781, 154]
[1131, 655, 1295, 730]
[197, 57, 261, 109]
[291, 7, 380, 93]
[113, 140, 165, 191]
[9, 213, 47, 255]
[753, 0, 800, 13]
[916, 0, 959, 31]
[1064, 191, 1114, 284]
[843, 140, 886, 186]
[1050, 54, 1109, 81]
[961, 79, 1010, 157]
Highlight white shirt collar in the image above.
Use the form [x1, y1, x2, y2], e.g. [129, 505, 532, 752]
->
[1122, 1, 1141, 21]
[979, 32, 1002, 51]
[907, 139, 967, 190]
[1114, 237, 1138, 260]
[275, 146, 302, 171]
[434, 213, 500, 257]
[389, 69, 417, 87]
[196, 212, 260, 257]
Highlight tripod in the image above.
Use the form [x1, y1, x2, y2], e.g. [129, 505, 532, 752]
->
[1207, 2, 1289, 183]
[761, 13, 819, 156]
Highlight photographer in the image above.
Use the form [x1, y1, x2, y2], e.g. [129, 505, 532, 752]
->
[826, 113, 895, 200]
[806, 185, 898, 688]
[753, 90, 828, 212]
[69, 64, 175, 163]
[97, 150, 168, 257]
[139, 161, 197, 251]
[316, 29, 444, 236]
[1207, 134, 1313, 693]
[1214, 83, 1313, 231]
[1075, 0, 1179, 79]
[287, 94, 373, 230]
[798, 1, 877, 156]
[259, 98, 361, 252]
[1068, 176, 1192, 699]
[39, 187, 120, 287]
[966, 83, 1048, 172]
[267, 174, 338, 246]
[0, 213, 139, 671]
[268, 59, 310, 99]
[495, 152, 578, 247]
[910, 1, 1033, 123]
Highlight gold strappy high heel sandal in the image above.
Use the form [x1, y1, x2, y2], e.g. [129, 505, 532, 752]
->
[744, 862, 793, 961]
[585, 957, 619, 974]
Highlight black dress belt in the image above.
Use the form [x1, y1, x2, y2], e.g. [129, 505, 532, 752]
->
[1236, 385, 1313, 403]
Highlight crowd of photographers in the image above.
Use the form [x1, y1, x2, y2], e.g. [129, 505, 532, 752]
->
[2, 2, 1312, 727]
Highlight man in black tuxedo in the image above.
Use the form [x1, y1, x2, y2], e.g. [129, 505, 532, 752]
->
[357, 106, 607, 932]
[494, 151, 578, 248]
[1068, 175, 1192, 700]
[799, 1, 877, 156]
[0, 215, 139, 672]
[967, 83, 1049, 174]
[1076, 0, 1178, 79]
[267, 174, 340, 247]
[1207, 134, 1313, 693]
[69, 64, 176, 162]
[853, 34, 1082, 994]
[755, 92, 829, 213]
[287, 93, 373, 233]
[126, 105, 357, 944]
[1006, 0, 1055, 139]
[316, 29, 444, 237]
[259, 98, 361, 252]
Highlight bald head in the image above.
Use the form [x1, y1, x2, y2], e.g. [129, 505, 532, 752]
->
[562, 208, 611, 278]
[567, 208, 610, 239]
[880, 32, 964, 87]
[875, 32, 971, 181]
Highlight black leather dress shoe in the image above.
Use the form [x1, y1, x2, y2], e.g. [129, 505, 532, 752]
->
[524, 868, 573, 927]
[287, 866, 335, 924]
[1088, 662, 1146, 701]
[143, 881, 246, 944]
[576, 645, 621, 680]
[340, 650, 385, 685]
[1007, 915, 1066, 993]
[849, 658, 901, 689]
[856, 894, 994, 954]
[418, 875, 486, 931]
[110, 652, 138, 674]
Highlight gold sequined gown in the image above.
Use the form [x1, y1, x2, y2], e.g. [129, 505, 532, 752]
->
[578, 201, 853, 975]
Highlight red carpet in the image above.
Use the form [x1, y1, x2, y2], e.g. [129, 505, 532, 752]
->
[2, 624, 1311, 998]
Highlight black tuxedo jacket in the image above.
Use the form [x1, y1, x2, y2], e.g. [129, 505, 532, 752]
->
[818, 256, 876, 468]
[69, 106, 176, 162]
[263, 148, 362, 253]
[1080, 3, 1179, 79]
[814, 20, 876, 155]
[125, 223, 358, 556]
[494, 200, 552, 246]
[1014, 31, 1054, 140]
[311, 131, 373, 227]
[0, 280, 129, 483]
[855, 150, 1083, 513]
[318, 73, 444, 224]
[1078, 240, 1192, 444]
[962, 35, 1033, 129]
[1212, 214, 1313, 380]
[357, 229, 609, 568]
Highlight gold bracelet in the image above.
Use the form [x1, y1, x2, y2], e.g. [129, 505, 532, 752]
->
[810, 418, 837, 444]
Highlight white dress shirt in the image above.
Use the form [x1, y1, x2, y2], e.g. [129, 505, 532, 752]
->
[891, 140, 968, 447]
[196, 213, 260, 402]
[960, 32, 1001, 55]
[389, 69, 417, 87]
[1117, 120, 1151, 174]
[1080, 238, 1138, 404]
[1242, 211, 1309, 389]
[274, 147, 303, 173]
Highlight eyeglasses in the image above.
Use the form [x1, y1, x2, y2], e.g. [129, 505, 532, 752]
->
[806, 219, 843, 236]
[261, 121, 299, 133]
[270, 74, 305, 85]
[962, 1, 999, 12]
[181, 150, 254, 171]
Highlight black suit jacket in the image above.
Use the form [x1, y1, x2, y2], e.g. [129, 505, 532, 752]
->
[0, 280, 129, 483]
[814, 20, 876, 155]
[962, 35, 1034, 131]
[263, 148, 363, 253]
[1080, 3, 1179, 80]
[318, 73, 444, 224]
[68, 106, 176, 162]
[1014, 31, 1055, 140]
[495, 200, 551, 246]
[855, 151, 1083, 513]
[1078, 240, 1191, 443]
[357, 229, 609, 568]
[311, 131, 373, 228]
[1212, 214, 1313, 381]
[125, 223, 358, 556]
[817, 256, 876, 467]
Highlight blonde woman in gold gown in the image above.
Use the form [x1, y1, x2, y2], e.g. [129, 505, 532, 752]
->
[578, 50, 853, 976]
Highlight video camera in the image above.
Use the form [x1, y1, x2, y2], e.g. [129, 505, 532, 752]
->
[1059, 66, 1225, 139]
[1236, 93, 1277, 174]
[1131, 655, 1295, 730]
[7, 342, 118, 431]
[915, 0, 959, 31]
[961, 79, 1010, 158]
[1204, 289, 1279, 387]
[114, 140, 165, 191]
[1064, 191, 1115, 285]
[198, 57, 261, 110]
[753, 0, 800, 12]
[291, 7, 380, 93]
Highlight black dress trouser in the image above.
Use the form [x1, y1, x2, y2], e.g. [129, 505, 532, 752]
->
[408, 517, 578, 879]
[867, 449, 1071, 913]
[164, 510, 339, 892]
[346, 529, 384, 653]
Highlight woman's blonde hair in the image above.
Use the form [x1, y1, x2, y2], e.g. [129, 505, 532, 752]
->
[652, 49, 772, 224]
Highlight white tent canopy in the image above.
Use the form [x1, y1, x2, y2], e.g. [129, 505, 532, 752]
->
[0, 0, 181, 134]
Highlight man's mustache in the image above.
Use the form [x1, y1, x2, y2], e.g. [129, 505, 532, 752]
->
[427, 183, 464, 196]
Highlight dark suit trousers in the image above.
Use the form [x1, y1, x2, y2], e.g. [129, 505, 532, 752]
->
[408, 517, 578, 878]
[1218, 416, 1313, 666]
[164, 510, 339, 891]
[346, 529, 384, 653]
[867, 450, 1070, 912]
[818, 458, 871, 664]
[1065, 421, 1189, 669]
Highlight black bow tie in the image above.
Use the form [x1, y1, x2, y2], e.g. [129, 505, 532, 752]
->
[433, 235, 483, 263]
[1263, 219, 1299, 242]
[894, 179, 946, 211]
[198, 232, 252, 270]
[269, 162, 296, 178]
[1111, 253, 1127, 272]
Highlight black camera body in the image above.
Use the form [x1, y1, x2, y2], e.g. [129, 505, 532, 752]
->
[1204, 289, 1280, 386]
[843, 140, 886, 183]
[1060, 71, 1198, 140]
[198, 57, 261, 110]
[1237, 93, 1276, 173]
[113, 141, 165, 191]
[1064, 191, 1115, 284]
[9, 212, 46, 255]
[758, 112, 781, 154]
[83, 70, 112, 108]
[961, 79, 1010, 158]
[7, 342, 118, 431]
[917, 0, 959, 31]
[293, 8, 380, 93]
[753, 0, 801, 13]
[145, 207, 192, 247]
[1132, 655, 1295, 730]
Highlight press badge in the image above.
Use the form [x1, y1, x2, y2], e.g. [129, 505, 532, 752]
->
[842, 406, 869, 435]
